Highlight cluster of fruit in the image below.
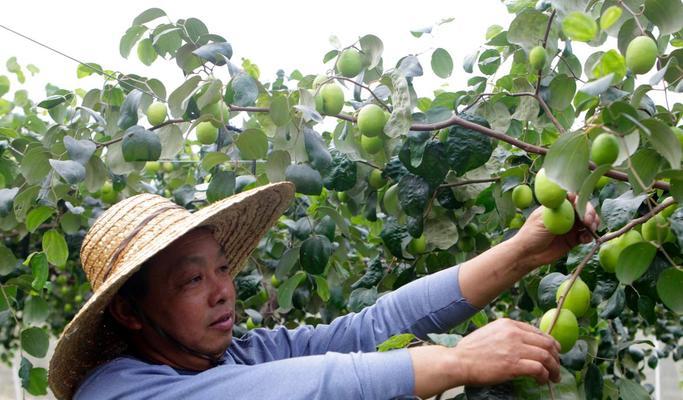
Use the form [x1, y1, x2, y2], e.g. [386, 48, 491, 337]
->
[540, 277, 591, 353]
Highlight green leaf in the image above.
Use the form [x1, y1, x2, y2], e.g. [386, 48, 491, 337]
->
[359, 34, 384, 70]
[548, 74, 576, 110]
[120, 25, 147, 58]
[398, 174, 431, 218]
[380, 218, 409, 259]
[543, 131, 590, 192]
[230, 73, 258, 107]
[117, 89, 143, 130]
[562, 12, 598, 42]
[20, 147, 51, 185]
[445, 114, 494, 175]
[627, 148, 666, 193]
[21, 327, 49, 358]
[656, 267, 683, 313]
[192, 42, 233, 65]
[206, 170, 235, 203]
[42, 229, 68, 267]
[616, 242, 657, 285]
[313, 275, 330, 302]
[285, 164, 323, 195]
[384, 70, 412, 138]
[76, 63, 102, 79]
[348, 287, 378, 312]
[644, 0, 683, 35]
[63, 136, 96, 165]
[266, 150, 291, 183]
[24, 296, 49, 325]
[158, 124, 184, 159]
[122, 126, 162, 162]
[577, 165, 611, 217]
[600, 6, 623, 31]
[201, 152, 230, 171]
[593, 50, 626, 82]
[579, 74, 614, 96]
[132, 7, 167, 25]
[538, 272, 567, 311]
[136, 38, 157, 66]
[431, 48, 453, 78]
[322, 150, 357, 192]
[303, 128, 331, 171]
[269, 95, 290, 126]
[601, 191, 648, 230]
[0, 75, 9, 97]
[235, 128, 268, 160]
[617, 379, 650, 400]
[49, 159, 86, 185]
[477, 49, 501, 75]
[37, 93, 73, 109]
[168, 75, 201, 118]
[584, 363, 603, 400]
[26, 206, 54, 233]
[508, 10, 550, 51]
[399, 136, 449, 187]
[377, 333, 416, 352]
[0, 244, 18, 275]
[423, 213, 459, 250]
[0, 187, 18, 218]
[463, 50, 479, 73]
[639, 118, 681, 168]
[25, 368, 48, 396]
[277, 270, 306, 312]
[427, 333, 462, 348]
[300, 235, 332, 275]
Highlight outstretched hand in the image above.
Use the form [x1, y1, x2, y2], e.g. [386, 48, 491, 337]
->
[512, 193, 600, 268]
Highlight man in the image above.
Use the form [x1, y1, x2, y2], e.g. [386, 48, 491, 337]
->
[48, 182, 599, 399]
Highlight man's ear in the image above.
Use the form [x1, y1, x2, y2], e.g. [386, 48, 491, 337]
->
[108, 294, 143, 330]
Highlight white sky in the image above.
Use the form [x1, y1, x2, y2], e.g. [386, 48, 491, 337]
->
[0, 1, 678, 111]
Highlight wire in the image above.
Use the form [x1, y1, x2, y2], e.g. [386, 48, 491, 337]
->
[0, 23, 165, 103]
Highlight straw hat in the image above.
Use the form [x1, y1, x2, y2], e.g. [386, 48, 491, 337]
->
[48, 181, 295, 399]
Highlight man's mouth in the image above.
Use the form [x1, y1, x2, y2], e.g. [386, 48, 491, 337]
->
[210, 312, 234, 331]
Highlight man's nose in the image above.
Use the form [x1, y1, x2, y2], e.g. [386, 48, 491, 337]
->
[208, 274, 233, 306]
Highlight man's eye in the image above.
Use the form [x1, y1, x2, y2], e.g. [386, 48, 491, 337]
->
[219, 265, 229, 273]
[188, 275, 202, 284]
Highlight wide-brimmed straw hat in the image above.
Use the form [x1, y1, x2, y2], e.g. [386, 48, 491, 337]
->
[47, 181, 295, 399]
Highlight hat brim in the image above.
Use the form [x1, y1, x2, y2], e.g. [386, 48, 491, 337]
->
[48, 182, 294, 399]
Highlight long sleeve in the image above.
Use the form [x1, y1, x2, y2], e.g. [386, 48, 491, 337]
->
[229, 264, 479, 364]
[74, 349, 414, 400]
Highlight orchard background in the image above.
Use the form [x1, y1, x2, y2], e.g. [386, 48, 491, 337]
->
[1, 0, 683, 398]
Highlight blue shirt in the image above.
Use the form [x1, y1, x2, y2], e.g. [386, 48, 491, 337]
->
[75, 265, 478, 399]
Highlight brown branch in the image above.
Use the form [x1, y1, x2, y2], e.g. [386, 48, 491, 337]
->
[535, 9, 557, 96]
[600, 197, 676, 243]
[534, 93, 566, 134]
[617, 0, 647, 36]
[330, 75, 392, 112]
[439, 177, 500, 188]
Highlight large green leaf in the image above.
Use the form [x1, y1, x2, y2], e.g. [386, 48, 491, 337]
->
[21, 327, 49, 358]
[508, 10, 550, 51]
[644, 0, 683, 35]
[562, 12, 598, 42]
[617, 379, 650, 400]
[445, 114, 493, 176]
[168, 75, 201, 118]
[235, 129, 268, 160]
[42, 229, 68, 267]
[228, 73, 258, 107]
[132, 7, 167, 25]
[0, 244, 18, 275]
[285, 164, 323, 195]
[431, 48, 453, 78]
[192, 42, 233, 66]
[49, 159, 86, 185]
[303, 128, 331, 171]
[639, 118, 681, 169]
[63, 136, 96, 165]
[117, 89, 143, 130]
[206, 170, 235, 203]
[322, 150, 357, 192]
[360, 34, 384, 70]
[20, 147, 51, 185]
[398, 174, 431, 218]
[28, 252, 48, 291]
[276, 271, 306, 312]
[601, 191, 648, 230]
[120, 25, 147, 58]
[384, 70, 412, 138]
[26, 206, 54, 233]
[616, 242, 657, 285]
[543, 131, 590, 192]
[656, 267, 683, 313]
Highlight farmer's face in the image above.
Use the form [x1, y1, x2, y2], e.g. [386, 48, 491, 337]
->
[140, 228, 236, 361]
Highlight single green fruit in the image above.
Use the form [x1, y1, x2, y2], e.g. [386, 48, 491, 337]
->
[407, 235, 427, 255]
[64, 304, 73, 313]
[196, 121, 219, 145]
[661, 198, 677, 218]
[336, 49, 364, 78]
[599, 230, 643, 273]
[595, 175, 610, 190]
[361, 134, 383, 154]
[163, 162, 174, 172]
[144, 161, 161, 174]
[74, 295, 83, 303]
[336, 191, 348, 203]
[312, 74, 329, 89]
[509, 213, 525, 229]
[437, 129, 448, 143]
[512, 184, 534, 209]
[315, 84, 344, 116]
[542, 199, 575, 235]
[534, 168, 567, 208]
[625, 36, 658, 75]
[202, 101, 230, 127]
[529, 45, 547, 70]
[246, 317, 257, 330]
[357, 104, 387, 137]
[591, 133, 620, 165]
[56, 275, 68, 285]
[642, 214, 670, 244]
[146, 102, 167, 126]
[556, 278, 591, 318]
[539, 308, 579, 353]
[100, 182, 118, 204]
[271, 275, 281, 288]
[464, 222, 479, 236]
[383, 184, 401, 217]
[368, 169, 387, 189]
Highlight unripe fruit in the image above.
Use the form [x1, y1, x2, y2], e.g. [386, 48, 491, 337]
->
[599, 230, 643, 273]
[196, 121, 218, 145]
[512, 184, 534, 209]
[361, 134, 383, 154]
[590, 133, 620, 165]
[336, 191, 348, 203]
[357, 104, 387, 137]
[246, 317, 257, 330]
[315, 84, 344, 116]
[625, 36, 658, 75]
[595, 175, 610, 190]
[556, 278, 591, 317]
[539, 308, 579, 353]
[336, 49, 364, 78]
[529, 45, 547, 70]
[100, 182, 118, 204]
[642, 214, 670, 244]
[145, 161, 161, 174]
[542, 199, 575, 235]
[509, 213, 525, 229]
[146, 102, 167, 126]
[368, 169, 387, 189]
[163, 162, 174, 173]
[661, 200, 677, 218]
[407, 235, 427, 255]
[202, 101, 230, 127]
[271, 275, 281, 288]
[457, 236, 476, 252]
[383, 184, 401, 217]
[534, 168, 567, 208]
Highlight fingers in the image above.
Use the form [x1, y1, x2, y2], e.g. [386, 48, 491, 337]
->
[503, 320, 562, 354]
[513, 359, 556, 384]
[516, 344, 561, 384]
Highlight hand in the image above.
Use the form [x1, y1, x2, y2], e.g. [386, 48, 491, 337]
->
[449, 318, 561, 386]
[511, 193, 600, 268]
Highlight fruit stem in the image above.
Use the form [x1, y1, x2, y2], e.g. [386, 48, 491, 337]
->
[325, 75, 392, 112]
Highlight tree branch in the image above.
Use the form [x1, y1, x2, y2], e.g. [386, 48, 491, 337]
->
[438, 177, 500, 188]
[535, 9, 557, 96]
[600, 197, 676, 243]
[330, 75, 392, 112]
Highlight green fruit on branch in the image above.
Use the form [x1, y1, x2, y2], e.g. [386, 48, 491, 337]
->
[457, 236, 476, 252]
[529, 45, 547, 70]
[625, 36, 658, 74]
[336, 49, 364, 78]
[246, 317, 258, 330]
[539, 308, 579, 353]
[271, 275, 281, 288]
[357, 104, 387, 137]
[336, 191, 348, 203]
[598, 230, 643, 273]
[361, 134, 383, 155]
[146, 102, 167, 126]
[534, 168, 567, 208]
[512, 184, 534, 209]
[144, 161, 161, 174]
[595, 175, 610, 190]
[556, 277, 591, 318]
[590, 133, 620, 165]
[202, 101, 230, 127]
[661, 198, 677, 218]
[368, 169, 387, 189]
[642, 214, 670, 244]
[100, 182, 118, 204]
[315, 83, 344, 116]
[509, 213, 525, 229]
[542, 199, 575, 235]
[383, 184, 401, 217]
[407, 235, 427, 255]
[196, 121, 219, 144]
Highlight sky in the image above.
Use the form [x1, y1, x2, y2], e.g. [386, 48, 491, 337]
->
[0, 1, 679, 112]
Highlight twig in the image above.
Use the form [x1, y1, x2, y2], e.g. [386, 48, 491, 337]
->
[617, 0, 647, 36]
[534, 93, 566, 134]
[535, 10, 557, 96]
[329, 76, 391, 112]
[438, 177, 500, 188]
[601, 197, 675, 243]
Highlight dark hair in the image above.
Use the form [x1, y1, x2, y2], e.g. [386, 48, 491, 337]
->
[118, 262, 151, 302]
